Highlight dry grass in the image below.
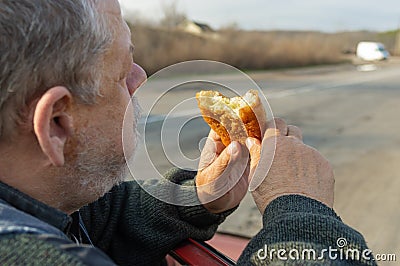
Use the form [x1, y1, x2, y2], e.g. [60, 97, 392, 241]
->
[129, 23, 393, 75]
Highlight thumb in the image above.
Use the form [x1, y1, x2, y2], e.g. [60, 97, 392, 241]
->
[246, 137, 261, 180]
[212, 141, 240, 177]
[197, 141, 240, 186]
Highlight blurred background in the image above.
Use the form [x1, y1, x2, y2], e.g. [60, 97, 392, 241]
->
[120, 0, 400, 75]
[121, 0, 400, 264]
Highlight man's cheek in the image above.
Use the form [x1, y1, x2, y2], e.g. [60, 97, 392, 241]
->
[122, 100, 136, 156]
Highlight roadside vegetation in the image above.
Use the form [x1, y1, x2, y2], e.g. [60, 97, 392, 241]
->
[125, 3, 399, 75]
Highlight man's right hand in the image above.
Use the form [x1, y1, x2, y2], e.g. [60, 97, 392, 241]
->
[246, 118, 334, 214]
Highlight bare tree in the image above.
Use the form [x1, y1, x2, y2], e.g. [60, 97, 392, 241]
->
[394, 30, 400, 56]
[160, 0, 187, 29]
[219, 22, 240, 32]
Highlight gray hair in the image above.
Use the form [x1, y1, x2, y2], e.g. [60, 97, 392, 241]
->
[0, 0, 113, 139]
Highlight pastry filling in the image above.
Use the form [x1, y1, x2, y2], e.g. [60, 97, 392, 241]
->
[198, 91, 257, 116]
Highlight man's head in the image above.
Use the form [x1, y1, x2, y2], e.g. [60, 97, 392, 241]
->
[0, 0, 146, 213]
[0, 0, 112, 137]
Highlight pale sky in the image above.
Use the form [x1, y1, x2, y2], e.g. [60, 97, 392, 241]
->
[119, 0, 400, 32]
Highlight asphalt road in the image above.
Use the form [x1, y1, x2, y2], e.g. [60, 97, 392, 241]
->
[131, 58, 400, 264]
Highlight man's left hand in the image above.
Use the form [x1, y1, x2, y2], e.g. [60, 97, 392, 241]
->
[196, 130, 249, 214]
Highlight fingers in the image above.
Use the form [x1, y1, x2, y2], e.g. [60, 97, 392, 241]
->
[247, 118, 287, 178]
[208, 129, 221, 141]
[246, 137, 261, 179]
[198, 130, 225, 170]
[199, 141, 241, 186]
[207, 129, 224, 154]
[211, 141, 241, 176]
[266, 118, 288, 135]
[264, 118, 303, 142]
[264, 118, 287, 140]
[287, 125, 303, 140]
[246, 118, 302, 185]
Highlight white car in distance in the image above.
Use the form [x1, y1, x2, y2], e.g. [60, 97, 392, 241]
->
[356, 42, 390, 61]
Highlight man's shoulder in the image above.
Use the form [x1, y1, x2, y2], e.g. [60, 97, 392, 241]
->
[0, 200, 86, 264]
[0, 199, 68, 239]
[0, 233, 85, 265]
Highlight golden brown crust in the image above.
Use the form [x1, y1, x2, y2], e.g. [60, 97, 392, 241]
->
[196, 90, 267, 146]
[239, 105, 261, 140]
[202, 116, 231, 146]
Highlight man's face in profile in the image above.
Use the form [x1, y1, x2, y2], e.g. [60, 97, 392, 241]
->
[54, 0, 146, 211]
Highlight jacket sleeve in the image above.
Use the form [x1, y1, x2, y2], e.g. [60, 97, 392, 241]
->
[237, 195, 377, 265]
[79, 168, 233, 266]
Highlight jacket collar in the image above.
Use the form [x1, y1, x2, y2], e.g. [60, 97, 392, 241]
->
[0, 181, 72, 234]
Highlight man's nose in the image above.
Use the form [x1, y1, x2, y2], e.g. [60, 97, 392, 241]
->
[127, 63, 147, 96]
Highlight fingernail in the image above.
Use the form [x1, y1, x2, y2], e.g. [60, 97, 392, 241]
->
[246, 138, 255, 149]
[228, 142, 239, 155]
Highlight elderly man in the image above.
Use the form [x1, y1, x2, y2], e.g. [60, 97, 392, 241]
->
[0, 0, 374, 265]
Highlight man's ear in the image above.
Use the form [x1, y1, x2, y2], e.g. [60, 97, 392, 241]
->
[33, 86, 73, 167]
